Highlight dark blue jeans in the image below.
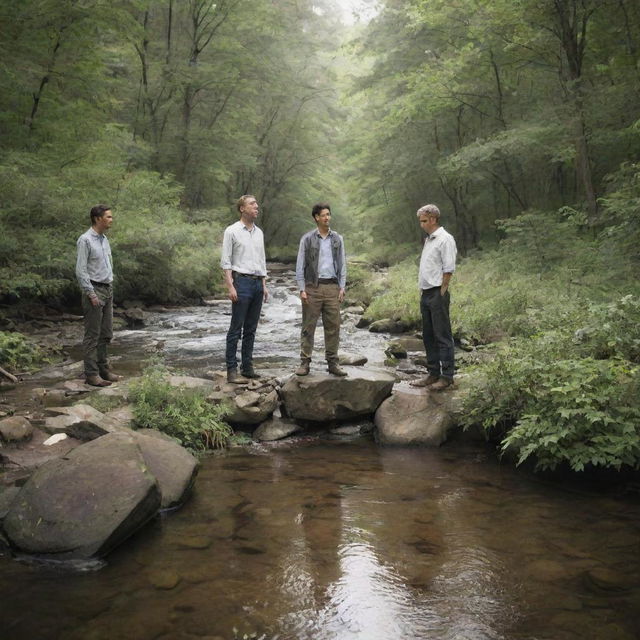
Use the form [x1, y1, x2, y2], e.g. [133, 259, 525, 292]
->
[225, 275, 263, 372]
[420, 288, 455, 380]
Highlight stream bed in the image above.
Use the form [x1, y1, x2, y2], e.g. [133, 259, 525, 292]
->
[1, 265, 639, 639]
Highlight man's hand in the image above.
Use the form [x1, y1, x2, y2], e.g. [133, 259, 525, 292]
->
[89, 293, 100, 307]
[300, 290, 308, 304]
[227, 285, 238, 302]
[338, 288, 345, 303]
[263, 286, 269, 302]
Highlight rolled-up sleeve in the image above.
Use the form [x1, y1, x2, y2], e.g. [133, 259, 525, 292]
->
[76, 237, 93, 293]
[220, 227, 233, 270]
[441, 236, 457, 273]
[295, 236, 307, 291]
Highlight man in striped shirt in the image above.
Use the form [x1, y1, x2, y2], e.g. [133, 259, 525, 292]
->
[76, 204, 121, 387]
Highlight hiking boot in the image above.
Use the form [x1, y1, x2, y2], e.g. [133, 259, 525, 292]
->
[295, 361, 310, 376]
[86, 375, 111, 387]
[241, 368, 261, 379]
[99, 371, 122, 382]
[410, 374, 440, 388]
[430, 378, 453, 391]
[227, 369, 240, 383]
[327, 362, 347, 377]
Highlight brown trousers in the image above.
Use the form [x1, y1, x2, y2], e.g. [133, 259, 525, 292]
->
[300, 283, 341, 364]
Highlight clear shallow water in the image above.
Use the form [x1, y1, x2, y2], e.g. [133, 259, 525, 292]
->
[2, 439, 639, 640]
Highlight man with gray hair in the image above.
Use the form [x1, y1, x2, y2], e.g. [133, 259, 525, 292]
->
[411, 204, 457, 390]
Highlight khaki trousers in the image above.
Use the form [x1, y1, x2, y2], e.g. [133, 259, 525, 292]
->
[300, 283, 341, 364]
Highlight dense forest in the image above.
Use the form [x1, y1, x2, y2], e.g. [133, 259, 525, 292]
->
[1, 0, 639, 471]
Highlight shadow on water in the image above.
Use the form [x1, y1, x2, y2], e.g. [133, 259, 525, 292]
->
[2, 266, 640, 639]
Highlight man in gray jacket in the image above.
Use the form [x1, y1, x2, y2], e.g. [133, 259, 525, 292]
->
[295, 203, 347, 376]
[76, 204, 121, 387]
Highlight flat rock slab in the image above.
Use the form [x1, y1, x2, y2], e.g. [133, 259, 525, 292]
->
[280, 368, 395, 421]
[44, 404, 128, 441]
[3, 432, 161, 559]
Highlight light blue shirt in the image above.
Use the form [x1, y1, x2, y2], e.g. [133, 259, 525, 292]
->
[318, 234, 337, 280]
[418, 226, 457, 289]
[76, 228, 113, 294]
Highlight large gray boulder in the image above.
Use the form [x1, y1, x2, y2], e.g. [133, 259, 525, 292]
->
[132, 430, 199, 510]
[3, 432, 161, 559]
[375, 388, 452, 446]
[43, 404, 128, 440]
[375, 381, 467, 446]
[280, 368, 395, 421]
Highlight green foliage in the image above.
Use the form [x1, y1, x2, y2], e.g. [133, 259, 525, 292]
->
[575, 296, 640, 363]
[0, 331, 45, 372]
[363, 257, 421, 327]
[129, 365, 233, 452]
[463, 342, 640, 472]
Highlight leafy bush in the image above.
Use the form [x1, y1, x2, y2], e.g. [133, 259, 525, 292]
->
[462, 339, 640, 471]
[129, 364, 233, 452]
[0, 331, 45, 372]
[575, 295, 640, 363]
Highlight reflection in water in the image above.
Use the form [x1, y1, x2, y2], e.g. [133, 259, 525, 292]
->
[1, 440, 640, 639]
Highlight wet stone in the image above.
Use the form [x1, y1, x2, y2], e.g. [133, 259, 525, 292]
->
[148, 569, 182, 590]
[176, 536, 212, 550]
[584, 567, 637, 593]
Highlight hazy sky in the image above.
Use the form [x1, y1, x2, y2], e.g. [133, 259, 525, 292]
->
[334, 0, 378, 25]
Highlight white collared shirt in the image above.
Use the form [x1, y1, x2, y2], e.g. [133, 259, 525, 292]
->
[418, 226, 457, 289]
[220, 220, 267, 277]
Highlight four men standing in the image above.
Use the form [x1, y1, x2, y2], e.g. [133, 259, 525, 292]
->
[220, 195, 269, 383]
[77, 198, 454, 390]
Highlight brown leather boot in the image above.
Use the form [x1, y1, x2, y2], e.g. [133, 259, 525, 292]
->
[327, 362, 347, 377]
[100, 371, 122, 382]
[86, 375, 111, 387]
[295, 361, 310, 376]
[430, 378, 453, 391]
[410, 374, 440, 388]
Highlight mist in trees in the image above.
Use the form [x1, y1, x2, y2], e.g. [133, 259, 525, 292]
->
[1, 0, 639, 303]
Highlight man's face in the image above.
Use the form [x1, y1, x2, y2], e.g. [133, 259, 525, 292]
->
[240, 198, 259, 221]
[96, 210, 113, 233]
[314, 208, 331, 230]
[419, 214, 436, 234]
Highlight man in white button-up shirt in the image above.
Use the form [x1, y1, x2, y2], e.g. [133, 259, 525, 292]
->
[411, 204, 457, 391]
[220, 195, 268, 382]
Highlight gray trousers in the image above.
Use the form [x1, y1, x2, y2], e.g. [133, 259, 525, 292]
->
[82, 284, 113, 377]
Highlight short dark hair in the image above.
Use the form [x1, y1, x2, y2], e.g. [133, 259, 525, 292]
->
[90, 204, 111, 225]
[312, 203, 331, 219]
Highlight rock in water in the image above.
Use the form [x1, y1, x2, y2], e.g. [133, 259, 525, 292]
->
[3, 432, 161, 559]
[375, 388, 454, 446]
[280, 369, 395, 421]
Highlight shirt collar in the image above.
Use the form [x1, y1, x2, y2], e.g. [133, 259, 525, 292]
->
[428, 226, 443, 240]
[314, 228, 333, 238]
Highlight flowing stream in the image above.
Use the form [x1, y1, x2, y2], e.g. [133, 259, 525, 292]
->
[1, 264, 639, 640]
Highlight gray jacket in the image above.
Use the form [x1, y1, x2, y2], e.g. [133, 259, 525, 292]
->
[295, 229, 346, 291]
